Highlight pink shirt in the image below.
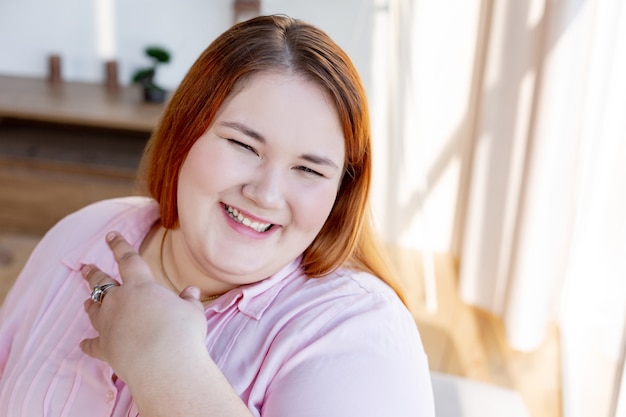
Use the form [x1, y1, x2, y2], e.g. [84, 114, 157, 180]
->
[0, 197, 434, 416]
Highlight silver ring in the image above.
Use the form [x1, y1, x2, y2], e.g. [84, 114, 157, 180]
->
[90, 283, 118, 303]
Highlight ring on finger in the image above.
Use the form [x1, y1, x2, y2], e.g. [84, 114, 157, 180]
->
[90, 283, 119, 303]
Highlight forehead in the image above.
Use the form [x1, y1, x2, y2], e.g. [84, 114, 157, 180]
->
[224, 71, 336, 116]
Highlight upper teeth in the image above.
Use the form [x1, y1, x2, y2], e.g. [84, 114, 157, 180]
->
[226, 205, 272, 233]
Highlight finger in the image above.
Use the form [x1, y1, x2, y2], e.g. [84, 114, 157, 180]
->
[105, 231, 152, 283]
[81, 264, 120, 290]
[84, 297, 95, 312]
[179, 286, 205, 312]
[84, 296, 102, 326]
[80, 337, 104, 360]
[83, 294, 116, 334]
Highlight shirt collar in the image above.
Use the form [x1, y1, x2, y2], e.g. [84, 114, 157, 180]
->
[206, 256, 303, 320]
[61, 198, 160, 279]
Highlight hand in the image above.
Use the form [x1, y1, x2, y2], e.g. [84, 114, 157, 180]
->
[80, 231, 208, 384]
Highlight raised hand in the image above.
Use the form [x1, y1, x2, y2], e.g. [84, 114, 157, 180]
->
[80, 231, 207, 384]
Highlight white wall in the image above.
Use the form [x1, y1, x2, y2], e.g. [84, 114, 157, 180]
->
[0, 0, 372, 91]
[0, 0, 219, 88]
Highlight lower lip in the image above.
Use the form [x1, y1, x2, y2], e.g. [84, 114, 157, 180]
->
[222, 206, 277, 240]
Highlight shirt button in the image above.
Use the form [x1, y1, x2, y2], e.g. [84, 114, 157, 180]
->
[106, 391, 115, 402]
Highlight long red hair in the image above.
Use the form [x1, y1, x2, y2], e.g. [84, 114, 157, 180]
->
[139, 15, 407, 303]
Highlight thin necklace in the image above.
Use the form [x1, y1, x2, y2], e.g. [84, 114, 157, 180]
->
[159, 228, 221, 303]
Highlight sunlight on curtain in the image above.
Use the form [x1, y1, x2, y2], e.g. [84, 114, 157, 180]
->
[459, 0, 549, 340]
[371, 0, 625, 413]
[456, 0, 626, 415]
[369, 0, 479, 256]
[369, 0, 481, 313]
[557, 0, 626, 415]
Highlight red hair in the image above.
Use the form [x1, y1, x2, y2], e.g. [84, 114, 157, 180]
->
[139, 15, 407, 303]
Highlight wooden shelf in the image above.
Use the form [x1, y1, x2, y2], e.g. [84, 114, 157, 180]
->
[0, 75, 164, 132]
[0, 119, 146, 175]
[0, 75, 165, 234]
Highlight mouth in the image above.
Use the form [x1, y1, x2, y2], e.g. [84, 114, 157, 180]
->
[225, 205, 274, 233]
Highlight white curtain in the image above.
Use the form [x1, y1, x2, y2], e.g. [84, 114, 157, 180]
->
[553, 1, 626, 415]
[369, 0, 482, 312]
[459, 1, 626, 416]
[370, 0, 626, 416]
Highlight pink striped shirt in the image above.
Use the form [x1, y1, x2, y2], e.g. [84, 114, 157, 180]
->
[0, 197, 434, 416]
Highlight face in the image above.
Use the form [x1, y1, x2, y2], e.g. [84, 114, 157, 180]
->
[175, 72, 346, 288]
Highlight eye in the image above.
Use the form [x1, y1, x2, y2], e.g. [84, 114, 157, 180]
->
[295, 165, 324, 177]
[228, 139, 259, 156]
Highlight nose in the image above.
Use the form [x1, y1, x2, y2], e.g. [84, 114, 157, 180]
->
[242, 165, 285, 209]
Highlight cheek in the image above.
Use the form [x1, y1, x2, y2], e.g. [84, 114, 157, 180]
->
[179, 140, 233, 191]
[291, 185, 339, 233]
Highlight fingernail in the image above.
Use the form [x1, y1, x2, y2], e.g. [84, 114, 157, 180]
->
[105, 232, 116, 242]
[81, 264, 92, 275]
[189, 286, 201, 299]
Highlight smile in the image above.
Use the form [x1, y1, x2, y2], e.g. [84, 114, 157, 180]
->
[225, 205, 273, 233]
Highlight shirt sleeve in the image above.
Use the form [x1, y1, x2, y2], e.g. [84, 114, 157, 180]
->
[0, 233, 46, 359]
[0, 197, 131, 375]
[261, 291, 435, 417]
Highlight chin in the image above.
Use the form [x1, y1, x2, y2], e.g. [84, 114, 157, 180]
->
[214, 261, 272, 282]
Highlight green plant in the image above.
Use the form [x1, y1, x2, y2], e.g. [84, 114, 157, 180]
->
[132, 46, 171, 102]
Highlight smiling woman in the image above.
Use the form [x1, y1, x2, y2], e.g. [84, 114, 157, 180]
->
[170, 72, 346, 287]
[0, 15, 435, 417]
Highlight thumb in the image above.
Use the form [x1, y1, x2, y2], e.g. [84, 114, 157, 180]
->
[80, 337, 104, 360]
[179, 286, 205, 312]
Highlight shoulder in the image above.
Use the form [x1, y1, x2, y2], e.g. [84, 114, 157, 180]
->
[31, 196, 158, 261]
[292, 267, 407, 313]
[259, 268, 434, 416]
[270, 267, 422, 348]
[55, 196, 156, 225]
[46, 196, 156, 237]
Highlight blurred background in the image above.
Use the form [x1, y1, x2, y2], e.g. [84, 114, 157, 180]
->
[0, 1, 624, 417]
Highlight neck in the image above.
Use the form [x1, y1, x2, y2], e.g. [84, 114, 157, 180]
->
[159, 228, 222, 303]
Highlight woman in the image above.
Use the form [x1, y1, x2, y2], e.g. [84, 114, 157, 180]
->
[0, 15, 434, 417]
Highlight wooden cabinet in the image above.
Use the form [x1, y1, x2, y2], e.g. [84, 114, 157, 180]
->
[0, 75, 165, 234]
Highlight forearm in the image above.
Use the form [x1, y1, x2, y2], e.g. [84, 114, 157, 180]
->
[128, 344, 253, 417]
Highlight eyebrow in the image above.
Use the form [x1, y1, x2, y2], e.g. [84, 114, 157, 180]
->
[219, 121, 267, 142]
[218, 120, 341, 170]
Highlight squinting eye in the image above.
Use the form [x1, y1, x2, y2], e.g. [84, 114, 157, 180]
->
[228, 139, 259, 156]
[296, 166, 324, 177]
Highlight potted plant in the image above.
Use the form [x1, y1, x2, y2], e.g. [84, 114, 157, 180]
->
[132, 46, 171, 103]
